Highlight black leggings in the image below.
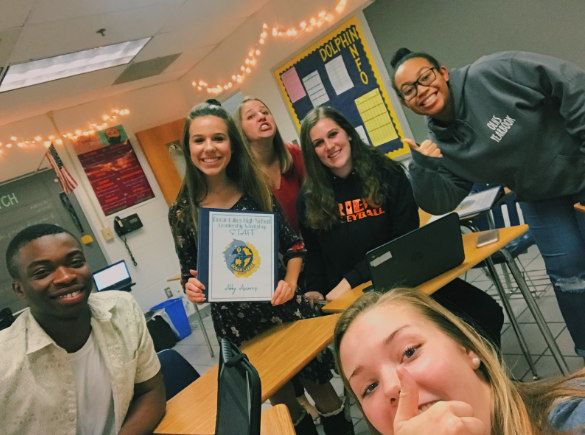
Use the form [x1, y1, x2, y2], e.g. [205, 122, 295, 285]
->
[431, 278, 504, 350]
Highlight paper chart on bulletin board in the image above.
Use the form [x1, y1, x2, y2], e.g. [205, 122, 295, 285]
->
[274, 16, 409, 158]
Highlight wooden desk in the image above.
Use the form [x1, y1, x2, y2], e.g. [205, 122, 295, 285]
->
[322, 225, 529, 314]
[261, 404, 295, 435]
[154, 313, 341, 434]
[575, 203, 585, 214]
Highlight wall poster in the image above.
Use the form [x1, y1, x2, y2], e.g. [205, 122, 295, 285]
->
[275, 16, 408, 158]
[70, 125, 155, 216]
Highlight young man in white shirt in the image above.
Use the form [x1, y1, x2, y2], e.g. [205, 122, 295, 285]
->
[1, 223, 166, 435]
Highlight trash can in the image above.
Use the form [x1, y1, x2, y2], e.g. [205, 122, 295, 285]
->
[150, 298, 191, 340]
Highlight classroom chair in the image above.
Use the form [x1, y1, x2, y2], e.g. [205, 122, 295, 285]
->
[157, 349, 200, 400]
[463, 184, 569, 377]
[466, 183, 540, 295]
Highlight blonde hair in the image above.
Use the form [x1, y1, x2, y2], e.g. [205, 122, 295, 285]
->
[333, 288, 585, 435]
[234, 96, 293, 174]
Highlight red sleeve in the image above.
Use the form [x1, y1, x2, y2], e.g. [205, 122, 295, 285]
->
[285, 143, 305, 186]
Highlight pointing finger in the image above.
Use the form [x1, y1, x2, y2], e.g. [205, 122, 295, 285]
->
[403, 138, 419, 150]
[394, 366, 420, 426]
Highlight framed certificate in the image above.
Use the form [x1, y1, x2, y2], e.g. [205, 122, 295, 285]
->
[197, 208, 279, 302]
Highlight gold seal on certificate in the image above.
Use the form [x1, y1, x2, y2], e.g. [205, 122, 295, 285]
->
[197, 208, 278, 302]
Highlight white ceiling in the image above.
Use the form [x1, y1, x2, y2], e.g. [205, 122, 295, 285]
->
[0, 0, 271, 125]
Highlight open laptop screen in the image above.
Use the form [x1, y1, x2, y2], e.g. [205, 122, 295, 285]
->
[93, 260, 131, 291]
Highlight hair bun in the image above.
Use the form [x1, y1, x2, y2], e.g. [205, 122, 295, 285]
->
[390, 48, 413, 69]
[206, 98, 222, 107]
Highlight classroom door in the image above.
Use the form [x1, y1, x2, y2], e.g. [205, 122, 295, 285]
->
[0, 169, 107, 314]
[135, 119, 185, 205]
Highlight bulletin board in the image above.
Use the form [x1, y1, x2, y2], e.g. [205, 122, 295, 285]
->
[70, 125, 155, 216]
[274, 16, 409, 158]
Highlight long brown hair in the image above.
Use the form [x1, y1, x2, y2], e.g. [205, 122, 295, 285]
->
[178, 99, 272, 233]
[299, 106, 403, 230]
[333, 289, 585, 435]
[234, 96, 293, 174]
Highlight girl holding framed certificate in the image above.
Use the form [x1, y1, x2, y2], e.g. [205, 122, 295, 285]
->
[297, 106, 504, 348]
[168, 100, 354, 435]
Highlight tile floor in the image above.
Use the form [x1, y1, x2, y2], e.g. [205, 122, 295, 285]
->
[170, 244, 581, 435]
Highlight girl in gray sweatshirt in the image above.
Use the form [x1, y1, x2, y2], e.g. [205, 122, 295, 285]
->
[391, 48, 585, 359]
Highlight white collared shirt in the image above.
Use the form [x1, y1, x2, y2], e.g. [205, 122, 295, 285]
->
[0, 291, 161, 435]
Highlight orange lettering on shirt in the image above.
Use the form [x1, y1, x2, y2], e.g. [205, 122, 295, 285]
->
[345, 201, 353, 216]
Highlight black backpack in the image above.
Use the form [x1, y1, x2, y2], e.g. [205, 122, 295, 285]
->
[215, 338, 261, 435]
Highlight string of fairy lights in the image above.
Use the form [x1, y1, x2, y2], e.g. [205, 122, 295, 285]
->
[192, 0, 349, 94]
[0, 109, 130, 155]
[0, 0, 350, 155]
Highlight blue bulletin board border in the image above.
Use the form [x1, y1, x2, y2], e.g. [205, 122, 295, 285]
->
[274, 16, 409, 159]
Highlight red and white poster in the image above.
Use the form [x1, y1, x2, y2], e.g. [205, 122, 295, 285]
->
[70, 125, 155, 216]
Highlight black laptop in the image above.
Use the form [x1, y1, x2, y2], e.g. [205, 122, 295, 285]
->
[366, 213, 464, 292]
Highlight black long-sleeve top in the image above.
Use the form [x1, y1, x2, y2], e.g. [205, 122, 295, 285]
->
[297, 167, 419, 295]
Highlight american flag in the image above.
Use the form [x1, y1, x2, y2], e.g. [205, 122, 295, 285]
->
[46, 144, 78, 194]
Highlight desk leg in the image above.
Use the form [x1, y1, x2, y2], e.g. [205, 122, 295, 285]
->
[195, 305, 215, 358]
[485, 257, 539, 380]
[499, 249, 570, 376]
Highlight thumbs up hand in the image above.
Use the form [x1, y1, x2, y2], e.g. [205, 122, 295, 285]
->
[404, 138, 443, 158]
[393, 367, 485, 435]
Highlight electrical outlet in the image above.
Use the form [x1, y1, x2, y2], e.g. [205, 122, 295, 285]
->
[164, 287, 173, 299]
[101, 226, 114, 242]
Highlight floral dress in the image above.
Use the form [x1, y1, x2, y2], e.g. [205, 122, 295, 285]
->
[169, 191, 334, 383]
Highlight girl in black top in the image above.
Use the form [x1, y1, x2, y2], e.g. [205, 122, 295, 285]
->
[297, 106, 503, 347]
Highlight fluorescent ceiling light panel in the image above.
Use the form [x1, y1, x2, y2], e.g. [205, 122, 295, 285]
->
[0, 37, 151, 92]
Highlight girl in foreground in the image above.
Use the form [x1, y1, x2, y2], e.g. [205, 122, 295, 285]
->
[168, 99, 353, 435]
[333, 288, 585, 435]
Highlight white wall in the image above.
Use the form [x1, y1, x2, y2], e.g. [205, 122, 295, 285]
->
[56, 81, 193, 313]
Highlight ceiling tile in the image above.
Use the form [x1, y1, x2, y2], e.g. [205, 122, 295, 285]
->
[28, 0, 186, 25]
[8, 3, 181, 64]
[113, 54, 181, 85]
[0, 65, 126, 113]
[0, 27, 22, 67]
[134, 29, 219, 60]
[0, 0, 36, 31]
[158, 46, 215, 74]
[161, 0, 268, 34]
